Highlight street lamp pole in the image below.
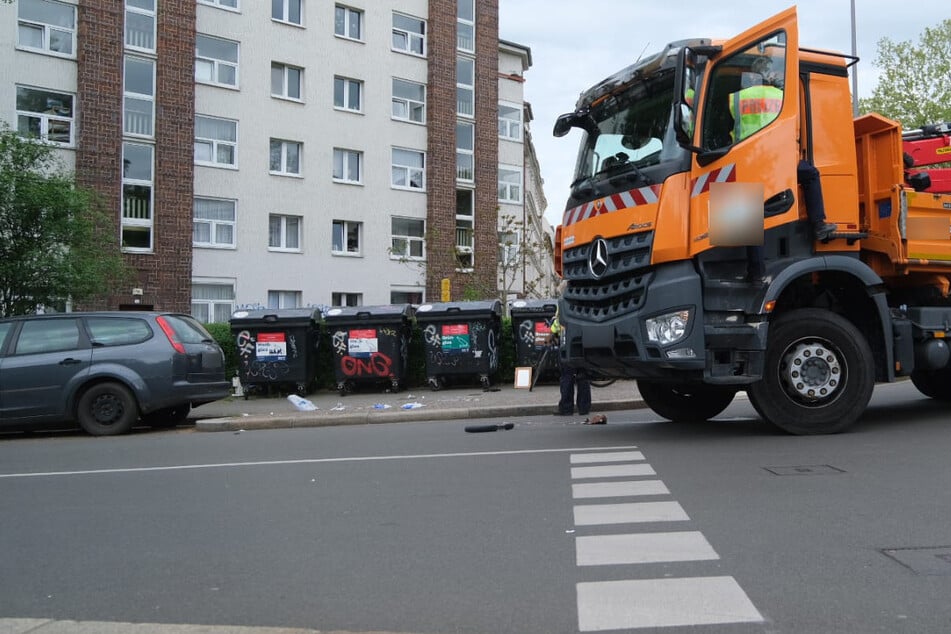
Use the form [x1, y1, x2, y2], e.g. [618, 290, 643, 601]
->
[851, 0, 859, 116]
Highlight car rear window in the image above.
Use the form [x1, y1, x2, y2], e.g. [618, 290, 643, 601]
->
[86, 317, 153, 346]
[160, 314, 214, 344]
[14, 318, 82, 354]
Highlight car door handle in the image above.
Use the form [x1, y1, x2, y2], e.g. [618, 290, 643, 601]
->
[58, 358, 84, 366]
[764, 189, 795, 217]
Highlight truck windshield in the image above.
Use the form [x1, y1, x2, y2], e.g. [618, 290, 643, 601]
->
[572, 70, 679, 187]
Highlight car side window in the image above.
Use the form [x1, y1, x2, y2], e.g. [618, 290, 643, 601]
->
[0, 322, 13, 353]
[14, 319, 83, 355]
[85, 317, 152, 346]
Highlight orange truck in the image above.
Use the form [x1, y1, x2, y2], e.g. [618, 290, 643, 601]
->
[551, 7, 951, 434]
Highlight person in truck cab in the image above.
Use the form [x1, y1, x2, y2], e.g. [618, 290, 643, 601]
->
[728, 56, 837, 241]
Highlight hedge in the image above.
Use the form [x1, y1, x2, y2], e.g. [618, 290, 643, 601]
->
[204, 316, 525, 393]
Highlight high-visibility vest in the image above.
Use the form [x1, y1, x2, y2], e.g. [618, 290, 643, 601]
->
[729, 85, 783, 141]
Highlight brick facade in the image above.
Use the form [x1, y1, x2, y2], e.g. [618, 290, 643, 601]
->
[76, 1, 195, 312]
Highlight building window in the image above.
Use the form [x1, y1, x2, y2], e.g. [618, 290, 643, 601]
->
[272, 0, 302, 25]
[334, 5, 362, 40]
[268, 214, 301, 251]
[196, 35, 239, 88]
[195, 116, 237, 167]
[499, 166, 523, 203]
[271, 62, 303, 101]
[15, 85, 74, 146]
[392, 13, 425, 56]
[121, 142, 154, 252]
[332, 292, 362, 307]
[456, 121, 474, 182]
[499, 229, 520, 266]
[125, 0, 156, 52]
[193, 197, 236, 248]
[391, 217, 424, 260]
[391, 289, 423, 304]
[391, 148, 425, 190]
[191, 282, 235, 323]
[392, 78, 425, 123]
[124, 56, 155, 138]
[269, 139, 302, 176]
[456, 189, 474, 269]
[198, 0, 239, 9]
[456, 0, 474, 53]
[457, 57, 474, 118]
[17, 0, 76, 57]
[334, 76, 362, 112]
[332, 220, 362, 256]
[499, 103, 522, 142]
[333, 148, 362, 184]
[268, 290, 301, 309]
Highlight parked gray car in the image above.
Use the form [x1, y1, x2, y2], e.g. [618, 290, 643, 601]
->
[0, 312, 230, 436]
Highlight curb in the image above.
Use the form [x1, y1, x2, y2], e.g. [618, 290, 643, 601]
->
[194, 399, 646, 432]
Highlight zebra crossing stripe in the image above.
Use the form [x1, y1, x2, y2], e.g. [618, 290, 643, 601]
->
[570, 451, 644, 464]
[572, 480, 669, 499]
[573, 500, 689, 525]
[570, 464, 655, 479]
[576, 531, 718, 566]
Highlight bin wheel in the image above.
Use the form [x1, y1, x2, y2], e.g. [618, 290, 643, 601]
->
[338, 380, 354, 397]
[480, 375, 491, 389]
[295, 382, 308, 395]
[389, 378, 401, 393]
[428, 377, 443, 391]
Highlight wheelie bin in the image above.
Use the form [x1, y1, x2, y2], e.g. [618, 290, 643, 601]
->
[509, 299, 559, 385]
[322, 304, 415, 395]
[229, 308, 321, 397]
[414, 300, 502, 390]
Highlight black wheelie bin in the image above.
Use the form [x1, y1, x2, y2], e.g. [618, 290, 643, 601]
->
[414, 299, 502, 390]
[229, 308, 321, 397]
[509, 298, 559, 385]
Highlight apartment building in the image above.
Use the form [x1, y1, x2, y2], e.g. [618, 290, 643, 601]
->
[2, 0, 554, 320]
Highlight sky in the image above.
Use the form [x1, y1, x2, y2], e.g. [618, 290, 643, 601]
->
[498, 0, 946, 228]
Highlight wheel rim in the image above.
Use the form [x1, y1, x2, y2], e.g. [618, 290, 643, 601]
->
[91, 393, 125, 426]
[778, 337, 845, 406]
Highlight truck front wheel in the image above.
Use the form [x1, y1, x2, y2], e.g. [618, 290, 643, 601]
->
[637, 381, 737, 422]
[748, 308, 874, 434]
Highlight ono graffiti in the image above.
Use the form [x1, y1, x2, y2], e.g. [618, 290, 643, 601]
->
[340, 352, 394, 377]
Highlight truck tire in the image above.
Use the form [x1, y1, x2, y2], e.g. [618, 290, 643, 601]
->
[76, 382, 138, 436]
[748, 308, 874, 434]
[910, 368, 951, 401]
[637, 380, 737, 422]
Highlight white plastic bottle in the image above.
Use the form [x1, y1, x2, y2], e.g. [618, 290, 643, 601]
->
[287, 394, 317, 411]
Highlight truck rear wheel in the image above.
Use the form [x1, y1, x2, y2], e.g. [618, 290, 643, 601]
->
[637, 381, 737, 422]
[748, 308, 874, 434]
[910, 368, 951, 401]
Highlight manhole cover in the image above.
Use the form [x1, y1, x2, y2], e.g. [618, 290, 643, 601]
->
[883, 547, 951, 576]
[763, 465, 845, 476]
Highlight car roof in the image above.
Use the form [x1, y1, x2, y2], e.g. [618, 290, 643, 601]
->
[0, 311, 190, 322]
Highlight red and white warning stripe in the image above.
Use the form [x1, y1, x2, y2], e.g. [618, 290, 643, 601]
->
[562, 184, 661, 226]
[690, 163, 736, 198]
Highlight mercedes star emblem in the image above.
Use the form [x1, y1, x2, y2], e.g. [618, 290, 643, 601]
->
[588, 238, 610, 278]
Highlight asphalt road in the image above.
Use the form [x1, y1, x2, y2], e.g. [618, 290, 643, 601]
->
[1, 380, 950, 633]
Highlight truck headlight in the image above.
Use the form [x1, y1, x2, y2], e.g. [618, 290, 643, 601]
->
[645, 310, 691, 345]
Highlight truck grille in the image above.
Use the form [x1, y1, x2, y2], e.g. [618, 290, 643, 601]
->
[563, 232, 654, 323]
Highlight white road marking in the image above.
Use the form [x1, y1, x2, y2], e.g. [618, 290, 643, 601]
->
[574, 500, 689, 525]
[576, 531, 719, 566]
[572, 480, 669, 498]
[0, 618, 338, 633]
[570, 451, 643, 463]
[0, 445, 642, 479]
[576, 576, 763, 631]
[570, 463, 656, 479]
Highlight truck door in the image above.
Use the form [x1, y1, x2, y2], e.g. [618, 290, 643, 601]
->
[691, 7, 801, 255]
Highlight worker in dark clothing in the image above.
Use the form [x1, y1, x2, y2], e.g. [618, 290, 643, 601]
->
[549, 311, 591, 416]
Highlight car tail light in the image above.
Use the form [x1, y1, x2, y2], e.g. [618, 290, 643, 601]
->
[156, 316, 187, 354]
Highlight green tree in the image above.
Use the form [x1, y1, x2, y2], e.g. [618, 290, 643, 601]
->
[0, 124, 132, 316]
[859, 19, 951, 128]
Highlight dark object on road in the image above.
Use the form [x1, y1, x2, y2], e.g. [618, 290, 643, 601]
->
[0, 311, 230, 435]
[464, 422, 515, 433]
[584, 414, 608, 425]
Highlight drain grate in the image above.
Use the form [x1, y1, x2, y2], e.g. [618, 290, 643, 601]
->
[763, 465, 845, 476]
[882, 547, 951, 576]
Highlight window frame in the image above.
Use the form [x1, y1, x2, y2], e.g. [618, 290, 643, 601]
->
[268, 290, 302, 309]
[332, 292, 363, 307]
[332, 219, 363, 257]
[332, 148, 363, 184]
[392, 78, 426, 124]
[269, 138, 303, 176]
[271, 0, 303, 25]
[191, 281, 236, 324]
[197, 0, 240, 11]
[15, 84, 75, 147]
[457, 56, 475, 118]
[498, 102, 523, 142]
[271, 62, 304, 102]
[390, 216, 425, 261]
[334, 5, 363, 41]
[124, 55, 155, 139]
[333, 76, 363, 113]
[268, 214, 302, 252]
[456, 0, 474, 53]
[193, 197, 237, 249]
[16, 0, 77, 59]
[392, 12, 426, 57]
[498, 165, 523, 203]
[125, 0, 156, 53]
[456, 121, 474, 182]
[194, 115, 238, 169]
[195, 34, 240, 88]
[391, 148, 426, 191]
[121, 142, 155, 253]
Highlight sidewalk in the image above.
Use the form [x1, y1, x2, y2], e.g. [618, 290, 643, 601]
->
[191, 379, 644, 432]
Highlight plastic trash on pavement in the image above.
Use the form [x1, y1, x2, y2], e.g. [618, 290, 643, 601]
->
[287, 394, 318, 411]
[401, 402, 425, 409]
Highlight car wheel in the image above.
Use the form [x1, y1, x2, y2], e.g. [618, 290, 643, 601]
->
[637, 380, 737, 422]
[76, 382, 138, 436]
[141, 404, 191, 428]
[747, 308, 874, 435]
